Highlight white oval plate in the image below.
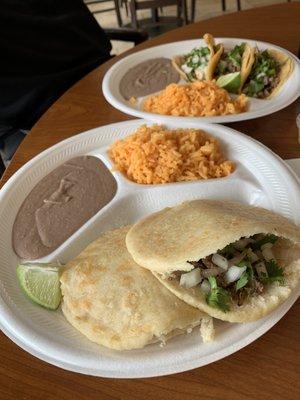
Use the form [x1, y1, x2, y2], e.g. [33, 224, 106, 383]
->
[0, 120, 299, 378]
[102, 38, 300, 124]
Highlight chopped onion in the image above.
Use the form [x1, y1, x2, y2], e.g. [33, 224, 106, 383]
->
[192, 55, 199, 64]
[195, 68, 204, 80]
[200, 279, 211, 294]
[261, 243, 274, 261]
[255, 261, 267, 277]
[212, 253, 229, 270]
[181, 64, 192, 74]
[180, 269, 202, 288]
[225, 265, 247, 283]
[202, 267, 223, 278]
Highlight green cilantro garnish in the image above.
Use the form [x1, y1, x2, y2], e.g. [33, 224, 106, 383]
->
[260, 260, 284, 284]
[206, 277, 231, 312]
[236, 261, 254, 291]
[244, 80, 265, 97]
[236, 272, 249, 291]
[252, 234, 278, 250]
[244, 50, 280, 95]
[228, 43, 245, 67]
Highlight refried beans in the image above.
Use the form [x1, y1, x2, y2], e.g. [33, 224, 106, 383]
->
[119, 58, 180, 100]
[12, 156, 117, 260]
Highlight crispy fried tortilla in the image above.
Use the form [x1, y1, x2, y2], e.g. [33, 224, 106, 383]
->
[240, 44, 255, 91]
[172, 33, 223, 82]
[265, 49, 294, 98]
[60, 226, 213, 350]
[126, 200, 300, 323]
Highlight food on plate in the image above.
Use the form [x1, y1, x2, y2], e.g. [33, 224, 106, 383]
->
[119, 58, 180, 100]
[17, 263, 61, 310]
[60, 226, 214, 350]
[242, 48, 294, 99]
[126, 200, 300, 323]
[172, 33, 223, 82]
[214, 42, 255, 93]
[109, 125, 235, 184]
[12, 156, 117, 260]
[143, 81, 248, 117]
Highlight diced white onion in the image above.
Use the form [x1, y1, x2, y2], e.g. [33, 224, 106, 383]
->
[200, 279, 211, 294]
[212, 253, 229, 270]
[257, 72, 266, 79]
[261, 242, 273, 250]
[195, 68, 204, 80]
[181, 64, 192, 74]
[255, 261, 267, 277]
[225, 265, 247, 283]
[192, 55, 199, 63]
[180, 269, 202, 288]
[261, 246, 274, 261]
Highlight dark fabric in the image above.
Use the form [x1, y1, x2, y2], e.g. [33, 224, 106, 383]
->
[0, 0, 112, 131]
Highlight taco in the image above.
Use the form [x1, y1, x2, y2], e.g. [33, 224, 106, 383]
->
[214, 42, 255, 93]
[172, 33, 223, 82]
[126, 200, 300, 323]
[242, 48, 294, 99]
[60, 226, 214, 350]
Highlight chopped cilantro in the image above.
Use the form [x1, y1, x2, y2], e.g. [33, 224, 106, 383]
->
[244, 80, 265, 97]
[228, 43, 245, 67]
[260, 260, 284, 284]
[236, 272, 249, 291]
[206, 277, 231, 312]
[252, 234, 278, 250]
[244, 50, 280, 95]
[236, 262, 254, 291]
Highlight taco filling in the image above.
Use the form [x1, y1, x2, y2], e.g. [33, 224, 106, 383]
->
[180, 44, 221, 82]
[171, 233, 284, 312]
[243, 50, 281, 98]
[214, 43, 246, 77]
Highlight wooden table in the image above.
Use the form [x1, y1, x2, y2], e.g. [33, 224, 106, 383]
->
[1, 3, 299, 400]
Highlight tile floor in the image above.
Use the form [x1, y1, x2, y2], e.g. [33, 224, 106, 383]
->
[86, 0, 297, 55]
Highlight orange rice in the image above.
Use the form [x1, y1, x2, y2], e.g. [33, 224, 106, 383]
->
[143, 81, 248, 117]
[109, 125, 235, 184]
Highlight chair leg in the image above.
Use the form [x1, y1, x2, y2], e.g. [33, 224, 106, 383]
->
[191, 0, 196, 23]
[182, 0, 188, 24]
[129, 0, 138, 29]
[221, 0, 226, 12]
[237, 0, 241, 11]
[114, 0, 123, 27]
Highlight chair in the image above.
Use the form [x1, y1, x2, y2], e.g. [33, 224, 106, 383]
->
[84, 0, 123, 27]
[190, 0, 241, 23]
[129, 0, 188, 37]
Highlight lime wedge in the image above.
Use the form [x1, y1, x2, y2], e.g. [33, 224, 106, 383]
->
[216, 72, 241, 93]
[17, 264, 62, 310]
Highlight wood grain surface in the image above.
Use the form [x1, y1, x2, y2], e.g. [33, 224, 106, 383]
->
[0, 3, 300, 400]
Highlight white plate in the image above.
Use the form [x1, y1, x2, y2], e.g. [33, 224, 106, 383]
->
[0, 120, 299, 378]
[102, 38, 300, 124]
